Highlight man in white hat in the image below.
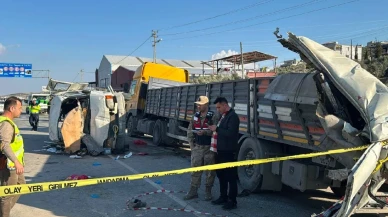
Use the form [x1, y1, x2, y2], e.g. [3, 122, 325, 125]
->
[184, 96, 219, 201]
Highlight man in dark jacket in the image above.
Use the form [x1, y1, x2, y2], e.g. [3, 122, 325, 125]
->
[208, 97, 240, 210]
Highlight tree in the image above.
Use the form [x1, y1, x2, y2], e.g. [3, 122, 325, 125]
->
[190, 73, 244, 84]
[375, 42, 383, 59]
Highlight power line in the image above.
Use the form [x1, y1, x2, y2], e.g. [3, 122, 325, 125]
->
[164, 0, 362, 41]
[226, 19, 387, 33]
[71, 73, 79, 82]
[160, 0, 324, 36]
[334, 25, 388, 41]
[114, 35, 152, 65]
[158, 0, 275, 31]
[165, 20, 387, 46]
[163, 26, 388, 50]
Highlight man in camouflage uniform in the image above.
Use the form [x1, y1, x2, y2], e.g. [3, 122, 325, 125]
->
[184, 96, 219, 201]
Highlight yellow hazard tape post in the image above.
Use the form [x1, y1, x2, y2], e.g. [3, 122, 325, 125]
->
[0, 145, 369, 197]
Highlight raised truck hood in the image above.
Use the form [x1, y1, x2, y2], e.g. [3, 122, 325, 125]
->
[278, 32, 388, 216]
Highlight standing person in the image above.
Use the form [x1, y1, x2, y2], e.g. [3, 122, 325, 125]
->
[208, 96, 240, 210]
[184, 96, 219, 201]
[0, 96, 25, 217]
[29, 99, 40, 131]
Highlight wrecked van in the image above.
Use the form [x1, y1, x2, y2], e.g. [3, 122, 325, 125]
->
[274, 32, 388, 216]
[47, 79, 127, 155]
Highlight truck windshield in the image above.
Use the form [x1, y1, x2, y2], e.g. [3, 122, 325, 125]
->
[129, 80, 137, 95]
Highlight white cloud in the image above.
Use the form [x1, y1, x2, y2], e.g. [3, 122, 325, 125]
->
[211, 49, 239, 60]
[0, 43, 6, 55]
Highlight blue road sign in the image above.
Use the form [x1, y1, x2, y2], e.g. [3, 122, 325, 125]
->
[0, 63, 32, 78]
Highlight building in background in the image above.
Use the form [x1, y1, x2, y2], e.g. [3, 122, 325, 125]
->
[281, 59, 301, 67]
[322, 42, 362, 61]
[366, 41, 388, 57]
[97, 55, 213, 88]
[110, 66, 135, 92]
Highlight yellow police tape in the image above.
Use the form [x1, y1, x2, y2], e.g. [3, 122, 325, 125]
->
[0, 145, 369, 197]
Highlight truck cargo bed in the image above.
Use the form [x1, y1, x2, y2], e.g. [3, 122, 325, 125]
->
[145, 73, 325, 151]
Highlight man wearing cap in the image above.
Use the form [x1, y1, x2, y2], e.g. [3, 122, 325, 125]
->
[184, 96, 219, 201]
[28, 100, 40, 131]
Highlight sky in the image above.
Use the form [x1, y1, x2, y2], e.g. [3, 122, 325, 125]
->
[0, 0, 387, 94]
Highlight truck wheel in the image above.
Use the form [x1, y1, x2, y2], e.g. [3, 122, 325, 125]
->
[112, 134, 126, 154]
[126, 116, 136, 137]
[237, 137, 282, 193]
[153, 120, 164, 146]
[153, 120, 175, 146]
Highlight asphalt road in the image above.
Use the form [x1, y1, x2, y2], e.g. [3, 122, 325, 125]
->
[9, 114, 342, 217]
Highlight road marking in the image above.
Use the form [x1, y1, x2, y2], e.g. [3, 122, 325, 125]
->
[110, 155, 202, 217]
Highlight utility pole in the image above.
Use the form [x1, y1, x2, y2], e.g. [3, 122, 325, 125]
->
[152, 30, 162, 63]
[80, 69, 84, 82]
[350, 39, 353, 60]
[240, 42, 244, 78]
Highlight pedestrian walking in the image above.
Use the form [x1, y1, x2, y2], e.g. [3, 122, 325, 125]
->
[184, 96, 219, 201]
[208, 96, 240, 210]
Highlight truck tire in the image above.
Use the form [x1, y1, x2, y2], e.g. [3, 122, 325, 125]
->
[153, 120, 175, 146]
[237, 137, 282, 193]
[126, 116, 136, 137]
[153, 120, 164, 146]
[112, 134, 126, 154]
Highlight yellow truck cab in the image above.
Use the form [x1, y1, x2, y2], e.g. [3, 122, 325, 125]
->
[126, 62, 189, 115]
[124, 62, 190, 139]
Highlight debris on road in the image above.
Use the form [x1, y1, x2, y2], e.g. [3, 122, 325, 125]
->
[65, 174, 91, 180]
[129, 199, 147, 208]
[93, 162, 102, 166]
[81, 134, 104, 156]
[69, 155, 82, 159]
[134, 140, 147, 145]
[126, 190, 228, 216]
[124, 152, 132, 159]
[90, 194, 100, 198]
[46, 147, 57, 153]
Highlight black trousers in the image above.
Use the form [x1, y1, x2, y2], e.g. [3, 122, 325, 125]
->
[29, 114, 39, 130]
[216, 151, 238, 202]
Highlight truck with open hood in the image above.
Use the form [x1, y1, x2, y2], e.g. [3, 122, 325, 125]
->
[276, 31, 388, 216]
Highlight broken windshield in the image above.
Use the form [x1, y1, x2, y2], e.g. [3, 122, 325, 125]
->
[129, 80, 137, 95]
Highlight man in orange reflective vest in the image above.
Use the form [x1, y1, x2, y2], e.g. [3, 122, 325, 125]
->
[0, 96, 25, 217]
[184, 96, 219, 201]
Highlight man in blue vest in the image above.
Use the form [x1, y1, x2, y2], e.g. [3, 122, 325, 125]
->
[0, 96, 25, 217]
[184, 96, 219, 201]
